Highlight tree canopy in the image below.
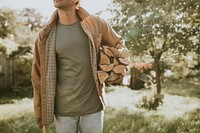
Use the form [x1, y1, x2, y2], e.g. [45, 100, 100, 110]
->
[109, 0, 200, 106]
[0, 8, 45, 58]
[109, 0, 199, 61]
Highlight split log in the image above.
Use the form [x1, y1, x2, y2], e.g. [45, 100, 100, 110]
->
[97, 71, 109, 84]
[104, 47, 114, 57]
[113, 65, 126, 74]
[113, 58, 119, 65]
[106, 71, 119, 82]
[99, 64, 114, 72]
[118, 58, 130, 66]
[118, 48, 129, 58]
[100, 52, 110, 65]
[102, 45, 108, 51]
[108, 47, 120, 57]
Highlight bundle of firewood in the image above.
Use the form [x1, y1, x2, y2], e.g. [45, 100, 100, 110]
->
[97, 45, 130, 84]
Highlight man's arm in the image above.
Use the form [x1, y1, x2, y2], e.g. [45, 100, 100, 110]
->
[99, 17, 130, 83]
[31, 35, 42, 128]
[99, 17, 128, 50]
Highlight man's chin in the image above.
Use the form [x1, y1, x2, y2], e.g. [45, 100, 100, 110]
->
[54, 5, 65, 9]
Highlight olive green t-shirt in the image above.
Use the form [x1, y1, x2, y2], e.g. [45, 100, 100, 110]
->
[55, 20, 103, 116]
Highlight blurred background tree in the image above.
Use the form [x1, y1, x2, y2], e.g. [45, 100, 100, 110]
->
[109, 0, 200, 107]
[0, 8, 45, 97]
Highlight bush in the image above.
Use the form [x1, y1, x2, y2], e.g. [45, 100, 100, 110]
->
[11, 85, 33, 98]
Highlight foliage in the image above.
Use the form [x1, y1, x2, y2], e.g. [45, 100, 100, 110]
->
[14, 57, 32, 86]
[0, 8, 44, 58]
[19, 8, 46, 31]
[109, 0, 200, 105]
[136, 74, 162, 110]
[109, 0, 200, 70]
[110, 0, 200, 56]
[11, 86, 33, 98]
[0, 8, 16, 39]
[0, 8, 45, 95]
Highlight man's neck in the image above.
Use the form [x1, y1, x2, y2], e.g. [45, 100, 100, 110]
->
[58, 8, 78, 25]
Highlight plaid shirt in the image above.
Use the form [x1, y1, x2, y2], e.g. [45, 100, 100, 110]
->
[31, 7, 129, 125]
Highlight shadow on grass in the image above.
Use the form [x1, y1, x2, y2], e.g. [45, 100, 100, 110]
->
[0, 86, 33, 105]
[162, 77, 200, 98]
[0, 92, 20, 104]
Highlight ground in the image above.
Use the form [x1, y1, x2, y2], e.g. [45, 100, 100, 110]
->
[0, 77, 200, 133]
[106, 86, 200, 120]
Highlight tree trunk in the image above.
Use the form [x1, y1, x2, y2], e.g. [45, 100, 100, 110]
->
[154, 53, 163, 108]
[155, 59, 161, 94]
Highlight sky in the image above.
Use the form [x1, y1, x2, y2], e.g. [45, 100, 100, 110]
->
[0, 0, 112, 20]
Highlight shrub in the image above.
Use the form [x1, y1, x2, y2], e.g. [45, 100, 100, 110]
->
[11, 85, 33, 98]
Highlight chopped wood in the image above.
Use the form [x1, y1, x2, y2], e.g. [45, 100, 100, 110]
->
[100, 52, 110, 65]
[99, 64, 114, 72]
[97, 71, 109, 84]
[108, 47, 120, 57]
[118, 58, 130, 66]
[102, 45, 108, 51]
[104, 47, 114, 57]
[118, 48, 129, 58]
[113, 58, 119, 65]
[113, 65, 126, 74]
[106, 71, 119, 82]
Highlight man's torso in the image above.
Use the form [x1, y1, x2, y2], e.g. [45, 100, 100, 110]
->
[55, 20, 102, 116]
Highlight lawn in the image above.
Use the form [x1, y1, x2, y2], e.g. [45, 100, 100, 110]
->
[0, 77, 200, 133]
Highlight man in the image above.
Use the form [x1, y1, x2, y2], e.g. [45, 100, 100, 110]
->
[31, 0, 129, 133]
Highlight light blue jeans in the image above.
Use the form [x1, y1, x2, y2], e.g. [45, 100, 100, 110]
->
[55, 111, 104, 133]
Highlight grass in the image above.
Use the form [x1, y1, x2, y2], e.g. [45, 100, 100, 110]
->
[0, 106, 199, 133]
[104, 108, 200, 133]
[0, 112, 41, 133]
[0, 77, 200, 133]
[162, 76, 200, 98]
